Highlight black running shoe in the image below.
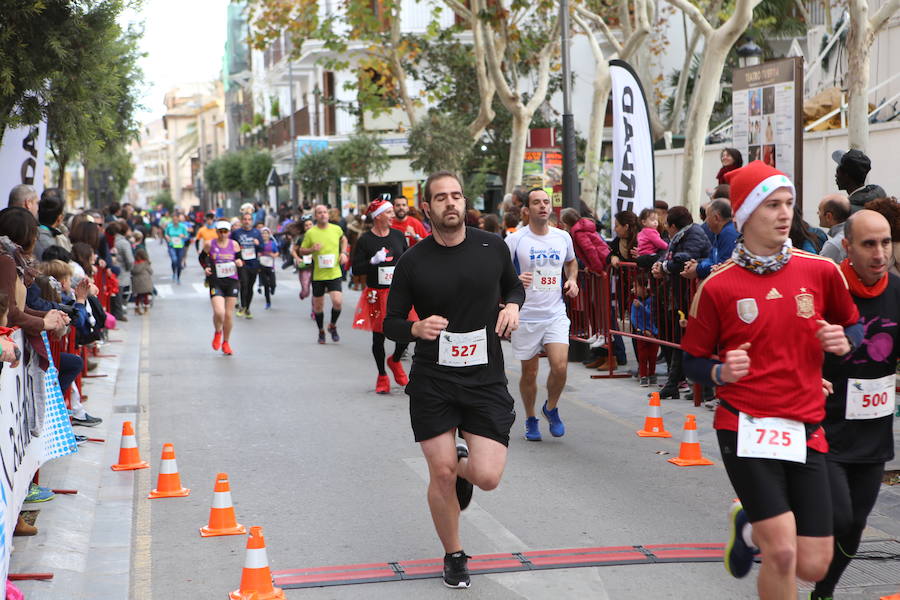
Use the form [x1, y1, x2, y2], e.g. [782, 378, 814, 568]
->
[317, 330, 326, 345]
[443, 551, 471, 588]
[328, 325, 340, 342]
[455, 442, 473, 511]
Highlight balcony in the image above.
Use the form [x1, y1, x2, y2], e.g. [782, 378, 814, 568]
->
[267, 107, 311, 149]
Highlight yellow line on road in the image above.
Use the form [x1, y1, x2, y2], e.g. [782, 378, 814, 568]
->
[132, 317, 152, 600]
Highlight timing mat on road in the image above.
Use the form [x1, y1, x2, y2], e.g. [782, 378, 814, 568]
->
[272, 543, 725, 589]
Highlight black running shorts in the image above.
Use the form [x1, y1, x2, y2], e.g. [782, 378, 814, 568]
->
[717, 430, 832, 537]
[209, 278, 239, 298]
[406, 375, 516, 446]
[312, 278, 342, 297]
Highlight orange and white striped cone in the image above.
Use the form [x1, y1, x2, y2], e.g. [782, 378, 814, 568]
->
[110, 421, 149, 471]
[668, 414, 714, 466]
[636, 392, 672, 438]
[148, 443, 190, 498]
[200, 473, 246, 537]
[230, 526, 285, 600]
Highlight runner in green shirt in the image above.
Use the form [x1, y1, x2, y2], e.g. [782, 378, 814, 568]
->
[298, 204, 349, 344]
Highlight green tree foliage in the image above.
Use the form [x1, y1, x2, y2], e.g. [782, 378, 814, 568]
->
[47, 12, 144, 190]
[241, 149, 274, 197]
[153, 189, 175, 213]
[0, 1, 78, 138]
[0, 0, 143, 147]
[333, 132, 391, 199]
[407, 111, 474, 177]
[86, 143, 135, 201]
[219, 152, 247, 197]
[205, 158, 223, 195]
[294, 149, 339, 204]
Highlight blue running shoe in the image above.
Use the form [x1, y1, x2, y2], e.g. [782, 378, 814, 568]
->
[725, 502, 756, 578]
[524, 416, 542, 441]
[24, 483, 55, 503]
[542, 401, 565, 437]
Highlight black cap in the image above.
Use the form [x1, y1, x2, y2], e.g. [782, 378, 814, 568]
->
[832, 149, 871, 181]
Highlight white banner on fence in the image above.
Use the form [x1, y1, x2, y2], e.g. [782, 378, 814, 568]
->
[0, 121, 48, 209]
[609, 59, 655, 220]
[0, 331, 77, 581]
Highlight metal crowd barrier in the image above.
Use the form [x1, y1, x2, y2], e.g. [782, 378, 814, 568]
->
[566, 264, 705, 406]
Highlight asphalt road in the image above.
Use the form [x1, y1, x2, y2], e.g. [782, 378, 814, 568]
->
[140, 239, 763, 599]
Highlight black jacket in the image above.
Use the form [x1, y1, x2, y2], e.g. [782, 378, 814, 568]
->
[849, 184, 887, 213]
[660, 223, 711, 281]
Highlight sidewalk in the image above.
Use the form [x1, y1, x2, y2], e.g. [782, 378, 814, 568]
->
[10, 321, 142, 599]
[549, 343, 900, 598]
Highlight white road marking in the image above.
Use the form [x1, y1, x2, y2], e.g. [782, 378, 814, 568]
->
[155, 284, 173, 298]
[192, 283, 207, 295]
[403, 456, 610, 599]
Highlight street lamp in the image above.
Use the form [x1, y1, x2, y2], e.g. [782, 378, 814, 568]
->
[737, 39, 763, 68]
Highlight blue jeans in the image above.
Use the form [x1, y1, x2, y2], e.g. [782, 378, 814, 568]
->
[168, 245, 185, 279]
[58, 352, 82, 391]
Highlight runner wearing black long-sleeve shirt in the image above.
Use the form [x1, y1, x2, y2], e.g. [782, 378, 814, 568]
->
[384, 171, 524, 590]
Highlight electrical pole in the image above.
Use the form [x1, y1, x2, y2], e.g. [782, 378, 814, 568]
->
[560, 0, 579, 209]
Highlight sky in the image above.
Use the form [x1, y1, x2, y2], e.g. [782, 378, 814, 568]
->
[121, 0, 232, 125]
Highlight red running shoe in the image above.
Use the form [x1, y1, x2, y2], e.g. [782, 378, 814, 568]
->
[212, 331, 222, 351]
[222, 341, 233, 355]
[375, 374, 391, 394]
[386, 356, 409, 386]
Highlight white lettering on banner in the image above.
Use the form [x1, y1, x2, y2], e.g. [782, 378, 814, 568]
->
[0, 330, 73, 582]
[532, 266, 560, 292]
[609, 60, 654, 223]
[377, 266, 395, 286]
[0, 122, 48, 208]
[438, 329, 488, 367]
[259, 255, 275, 268]
[215, 261, 237, 278]
[737, 412, 807, 463]
[846, 374, 895, 420]
[318, 254, 336, 269]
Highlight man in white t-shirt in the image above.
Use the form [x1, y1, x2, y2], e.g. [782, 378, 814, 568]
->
[505, 188, 579, 441]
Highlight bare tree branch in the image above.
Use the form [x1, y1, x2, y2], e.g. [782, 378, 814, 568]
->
[792, 0, 811, 23]
[870, 0, 900, 36]
[665, 0, 714, 37]
[575, 4, 624, 56]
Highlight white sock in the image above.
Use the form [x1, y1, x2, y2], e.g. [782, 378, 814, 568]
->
[742, 523, 757, 551]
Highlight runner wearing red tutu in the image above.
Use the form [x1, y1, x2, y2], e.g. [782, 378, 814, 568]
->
[352, 198, 412, 394]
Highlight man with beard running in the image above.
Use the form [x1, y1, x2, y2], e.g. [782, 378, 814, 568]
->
[504, 187, 578, 441]
[298, 204, 349, 343]
[392, 195, 428, 247]
[384, 171, 524, 590]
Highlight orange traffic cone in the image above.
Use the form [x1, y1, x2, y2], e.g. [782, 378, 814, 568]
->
[230, 526, 285, 600]
[668, 415, 714, 466]
[110, 421, 149, 471]
[200, 473, 246, 537]
[148, 443, 190, 498]
[637, 392, 672, 438]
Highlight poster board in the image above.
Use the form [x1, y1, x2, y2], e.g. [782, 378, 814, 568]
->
[732, 57, 804, 205]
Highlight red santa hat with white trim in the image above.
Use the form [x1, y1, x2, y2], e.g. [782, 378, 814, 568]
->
[724, 160, 795, 232]
[365, 199, 392, 219]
